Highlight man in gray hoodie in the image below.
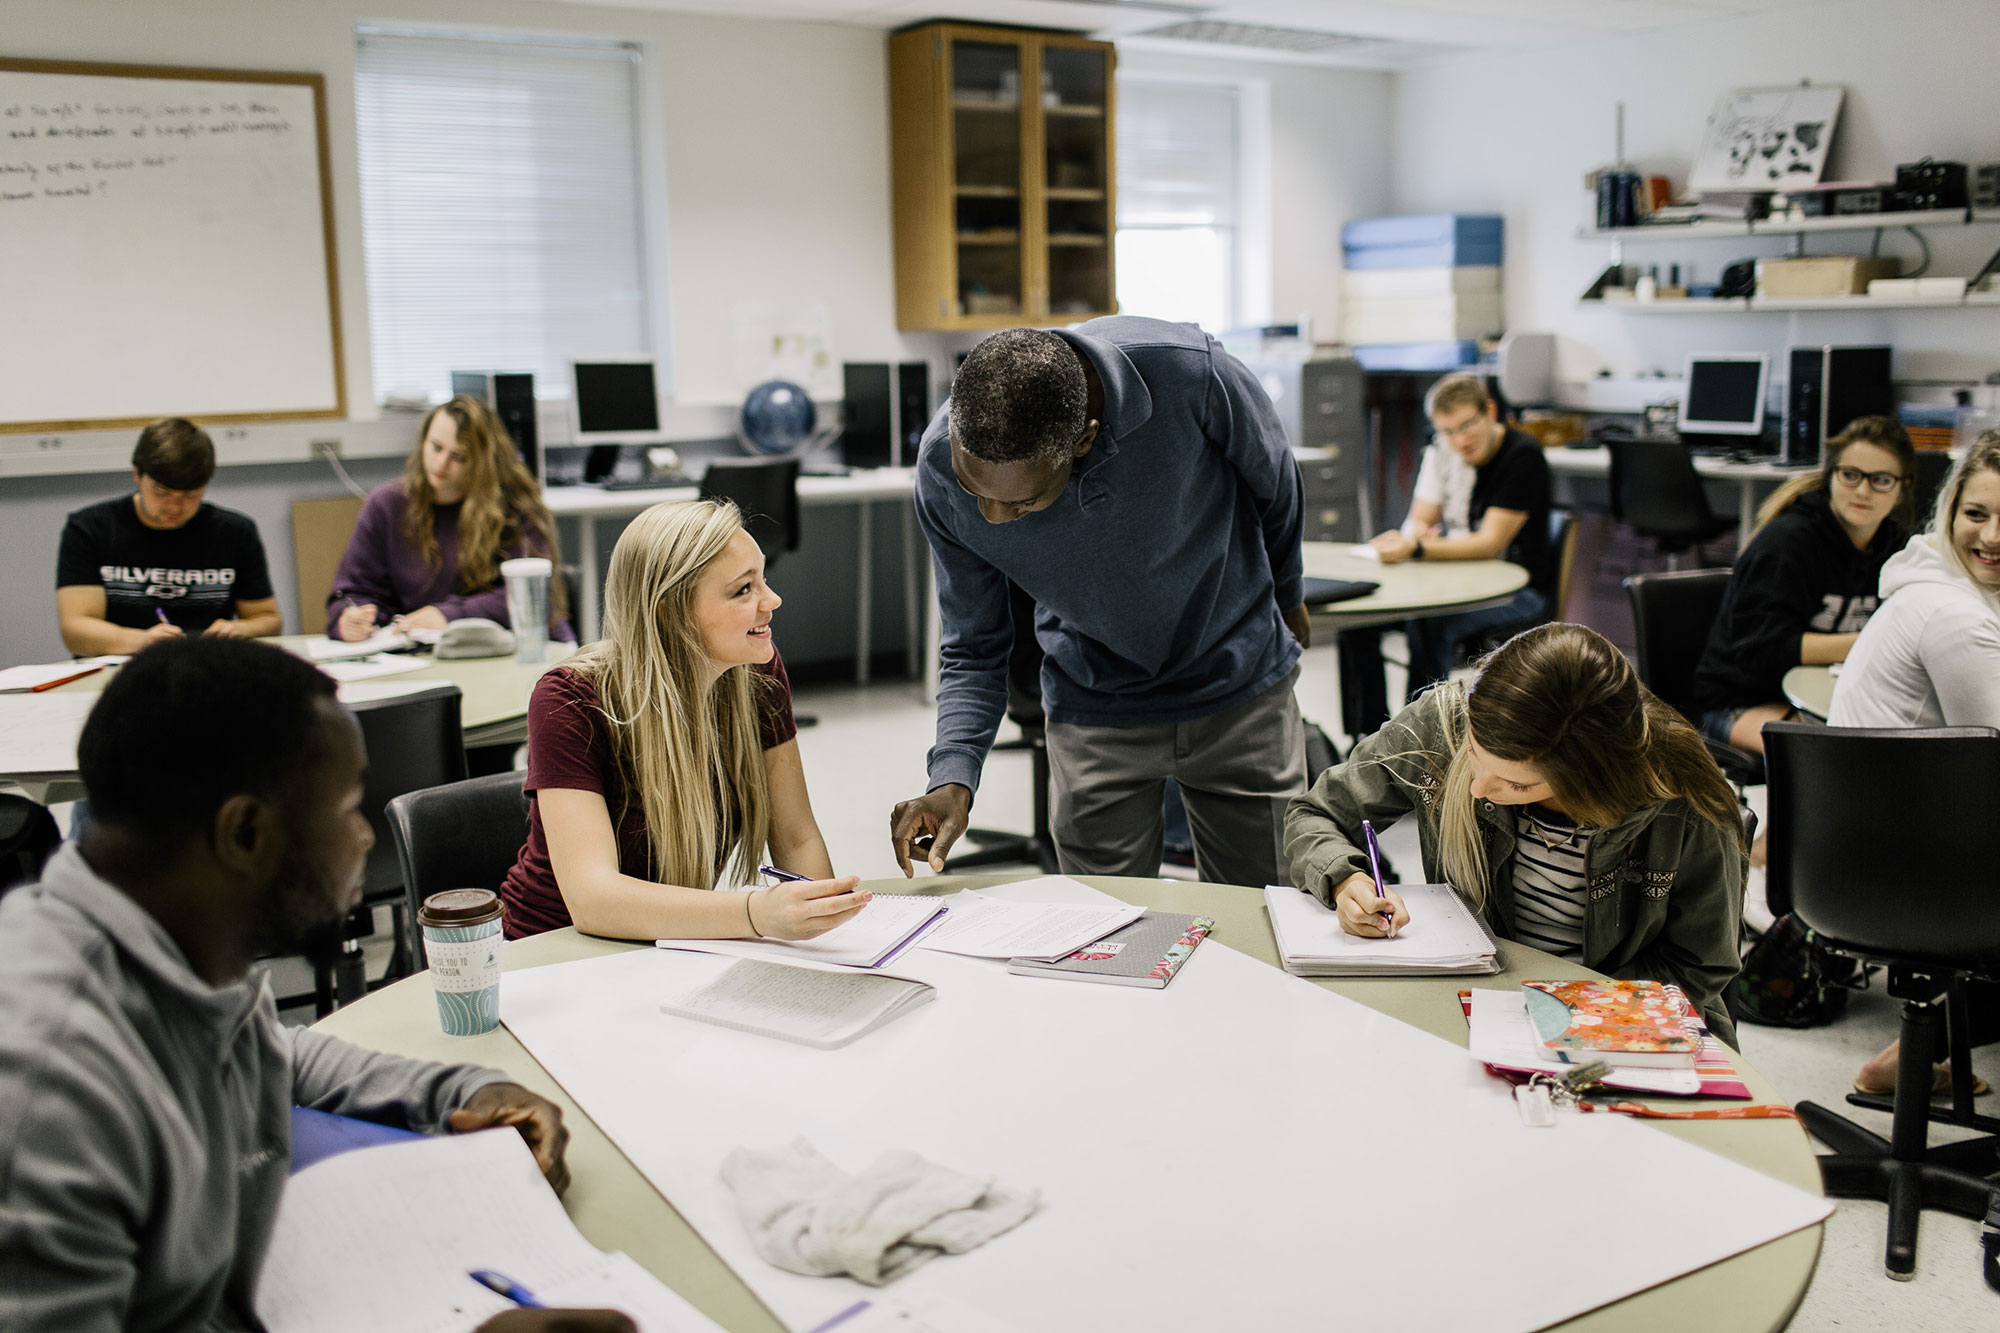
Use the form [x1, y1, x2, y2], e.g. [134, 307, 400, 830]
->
[0, 638, 627, 1332]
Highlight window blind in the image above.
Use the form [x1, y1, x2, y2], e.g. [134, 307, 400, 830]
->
[354, 30, 651, 404]
[1115, 79, 1239, 331]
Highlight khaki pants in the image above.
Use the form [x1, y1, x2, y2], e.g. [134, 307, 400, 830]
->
[1043, 667, 1305, 888]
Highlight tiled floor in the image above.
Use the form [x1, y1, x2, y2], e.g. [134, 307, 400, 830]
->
[788, 642, 1999, 1332]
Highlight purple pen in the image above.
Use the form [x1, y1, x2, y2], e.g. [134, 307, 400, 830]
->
[1360, 819, 1396, 938]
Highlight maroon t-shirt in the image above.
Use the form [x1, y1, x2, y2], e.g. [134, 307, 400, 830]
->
[498, 651, 799, 939]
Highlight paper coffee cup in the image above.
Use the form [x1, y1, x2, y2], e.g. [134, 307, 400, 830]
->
[417, 889, 504, 1036]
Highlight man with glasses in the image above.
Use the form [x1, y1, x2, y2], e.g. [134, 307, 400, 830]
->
[1338, 373, 1551, 735]
[888, 319, 1308, 888]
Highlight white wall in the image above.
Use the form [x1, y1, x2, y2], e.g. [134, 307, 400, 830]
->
[1392, 0, 2000, 392]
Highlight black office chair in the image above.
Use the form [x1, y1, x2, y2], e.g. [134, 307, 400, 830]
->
[0, 794, 61, 903]
[951, 581, 1059, 874]
[386, 772, 532, 953]
[1458, 507, 1580, 663]
[701, 457, 802, 569]
[1763, 722, 2000, 1280]
[1622, 569, 1765, 789]
[1608, 439, 1735, 570]
[1911, 449, 1955, 529]
[289, 684, 468, 1015]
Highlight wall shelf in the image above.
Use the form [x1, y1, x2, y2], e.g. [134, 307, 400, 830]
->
[1577, 208, 1998, 242]
[1581, 292, 2000, 314]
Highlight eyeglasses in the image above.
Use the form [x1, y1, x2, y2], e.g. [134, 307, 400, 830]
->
[1832, 465, 1905, 494]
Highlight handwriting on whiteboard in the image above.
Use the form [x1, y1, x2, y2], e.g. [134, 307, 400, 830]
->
[1, 98, 295, 205]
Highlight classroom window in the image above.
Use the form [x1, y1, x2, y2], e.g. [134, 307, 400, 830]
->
[354, 29, 653, 405]
[1115, 79, 1241, 333]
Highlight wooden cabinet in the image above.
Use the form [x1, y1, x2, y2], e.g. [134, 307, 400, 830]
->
[889, 23, 1116, 331]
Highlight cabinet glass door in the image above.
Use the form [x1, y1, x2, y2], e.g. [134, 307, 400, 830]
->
[950, 39, 1024, 320]
[1039, 43, 1112, 318]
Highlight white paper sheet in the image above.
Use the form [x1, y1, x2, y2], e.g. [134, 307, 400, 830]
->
[658, 893, 946, 969]
[299, 629, 414, 661]
[316, 653, 434, 683]
[0, 691, 99, 773]
[336, 679, 443, 707]
[504, 886, 1831, 1333]
[916, 885, 1142, 961]
[1264, 882, 1497, 972]
[0, 656, 121, 692]
[1467, 988, 1700, 1094]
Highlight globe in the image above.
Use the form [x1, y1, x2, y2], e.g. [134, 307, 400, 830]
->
[740, 380, 817, 456]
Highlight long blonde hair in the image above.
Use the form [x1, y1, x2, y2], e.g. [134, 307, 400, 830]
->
[402, 394, 568, 624]
[1928, 429, 2000, 591]
[564, 500, 771, 889]
[1419, 624, 1744, 905]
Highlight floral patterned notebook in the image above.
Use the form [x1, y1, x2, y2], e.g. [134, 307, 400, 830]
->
[1522, 978, 1698, 1068]
[1006, 913, 1213, 989]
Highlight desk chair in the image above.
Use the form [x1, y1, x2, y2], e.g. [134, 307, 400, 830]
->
[1622, 569, 1765, 789]
[1608, 439, 1734, 570]
[1911, 449, 1954, 530]
[701, 457, 802, 568]
[950, 581, 1059, 874]
[290, 685, 468, 1016]
[0, 794, 60, 901]
[1763, 721, 2000, 1280]
[1459, 507, 1580, 662]
[386, 772, 532, 945]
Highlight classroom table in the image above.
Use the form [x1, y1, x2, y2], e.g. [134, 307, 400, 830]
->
[0, 634, 570, 804]
[314, 872, 1823, 1333]
[1301, 542, 1529, 632]
[1544, 446, 1814, 553]
[544, 469, 925, 684]
[1783, 664, 1837, 721]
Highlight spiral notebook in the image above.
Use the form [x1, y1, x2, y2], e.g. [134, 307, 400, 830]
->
[1005, 912, 1213, 988]
[1263, 882, 1500, 976]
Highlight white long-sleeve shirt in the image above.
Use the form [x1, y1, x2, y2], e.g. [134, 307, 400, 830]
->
[1829, 534, 2000, 729]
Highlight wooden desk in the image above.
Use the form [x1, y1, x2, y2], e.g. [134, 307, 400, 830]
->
[545, 469, 925, 685]
[1783, 664, 1837, 721]
[1301, 543, 1529, 631]
[314, 873, 1821, 1333]
[0, 635, 569, 804]
[1545, 446, 1813, 552]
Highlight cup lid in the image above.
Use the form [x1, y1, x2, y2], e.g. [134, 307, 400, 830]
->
[418, 888, 503, 925]
[500, 557, 552, 577]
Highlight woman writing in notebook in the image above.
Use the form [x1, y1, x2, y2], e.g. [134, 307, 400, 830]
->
[1691, 415, 1916, 756]
[1829, 434, 2000, 1095]
[325, 393, 572, 641]
[498, 499, 865, 942]
[1284, 622, 1746, 1041]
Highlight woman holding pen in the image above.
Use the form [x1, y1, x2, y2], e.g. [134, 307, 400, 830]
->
[1284, 622, 1748, 1042]
[497, 499, 865, 942]
[325, 394, 572, 641]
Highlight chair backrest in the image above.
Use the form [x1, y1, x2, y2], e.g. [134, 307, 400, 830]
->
[1763, 721, 2000, 965]
[1622, 568, 1731, 722]
[1545, 507, 1579, 613]
[700, 457, 802, 562]
[1910, 448, 1954, 530]
[386, 772, 531, 937]
[0, 794, 61, 902]
[1607, 439, 1719, 543]
[349, 685, 468, 897]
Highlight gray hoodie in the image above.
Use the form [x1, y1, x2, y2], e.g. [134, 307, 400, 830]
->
[0, 844, 508, 1332]
[1830, 533, 2000, 729]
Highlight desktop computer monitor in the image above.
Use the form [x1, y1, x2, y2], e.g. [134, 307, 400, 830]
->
[1680, 353, 1768, 438]
[570, 360, 661, 443]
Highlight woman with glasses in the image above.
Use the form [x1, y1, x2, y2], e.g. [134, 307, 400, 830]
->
[1691, 416, 1916, 756]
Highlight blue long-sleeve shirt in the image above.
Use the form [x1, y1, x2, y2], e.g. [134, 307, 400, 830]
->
[919, 316, 1304, 795]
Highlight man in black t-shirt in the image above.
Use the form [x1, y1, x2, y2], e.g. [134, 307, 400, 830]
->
[1336, 374, 1552, 736]
[55, 419, 281, 656]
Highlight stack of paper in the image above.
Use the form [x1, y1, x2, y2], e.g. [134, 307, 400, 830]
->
[256, 1129, 724, 1333]
[315, 654, 432, 683]
[1466, 989, 1700, 1095]
[659, 893, 947, 969]
[916, 882, 1143, 961]
[1262, 882, 1500, 976]
[297, 629, 414, 661]
[0, 656, 124, 693]
[658, 957, 935, 1049]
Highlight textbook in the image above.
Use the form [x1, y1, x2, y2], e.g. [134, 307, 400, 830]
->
[1005, 912, 1213, 988]
[257, 1128, 723, 1333]
[1459, 986, 1750, 1099]
[658, 956, 936, 1049]
[1262, 882, 1501, 976]
[1522, 978, 1698, 1069]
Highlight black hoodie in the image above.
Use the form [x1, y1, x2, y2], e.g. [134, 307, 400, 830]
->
[1692, 487, 1905, 712]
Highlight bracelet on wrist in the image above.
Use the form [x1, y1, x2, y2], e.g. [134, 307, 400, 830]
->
[743, 890, 764, 938]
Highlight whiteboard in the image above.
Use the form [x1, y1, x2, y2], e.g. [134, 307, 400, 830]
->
[0, 60, 344, 432]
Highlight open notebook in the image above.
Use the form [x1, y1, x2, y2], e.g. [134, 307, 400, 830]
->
[1263, 882, 1500, 976]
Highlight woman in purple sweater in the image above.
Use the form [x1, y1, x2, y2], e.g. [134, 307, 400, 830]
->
[326, 394, 571, 641]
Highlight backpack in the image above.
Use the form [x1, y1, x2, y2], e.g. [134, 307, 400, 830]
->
[1728, 912, 1859, 1029]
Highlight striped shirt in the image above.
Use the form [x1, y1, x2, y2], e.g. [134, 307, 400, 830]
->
[1511, 807, 1592, 960]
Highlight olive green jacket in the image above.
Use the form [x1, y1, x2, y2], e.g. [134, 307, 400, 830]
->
[1283, 686, 1745, 1045]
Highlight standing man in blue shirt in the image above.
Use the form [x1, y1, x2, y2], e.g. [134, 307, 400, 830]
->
[889, 319, 1310, 887]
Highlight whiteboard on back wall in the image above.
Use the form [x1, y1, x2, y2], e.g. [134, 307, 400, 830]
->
[0, 59, 344, 433]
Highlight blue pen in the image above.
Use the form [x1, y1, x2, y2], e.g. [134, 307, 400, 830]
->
[1360, 819, 1396, 938]
[759, 864, 810, 883]
[469, 1270, 546, 1308]
[154, 607, 170, 626]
